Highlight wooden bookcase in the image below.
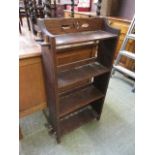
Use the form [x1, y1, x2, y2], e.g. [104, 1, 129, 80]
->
[38, 18, 119, 143]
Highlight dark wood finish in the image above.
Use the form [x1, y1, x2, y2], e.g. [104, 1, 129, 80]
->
[38, 17, 119, 143]
[59, 85, 104, 118]
[41, 42, 62, 142]
[71, 0, 74, 17]
[57, 57, 96, 72]
[43, 18, 104, 35]
[55, 31, 117, 46]
[60, 107, 98, 136]
[19, 126, 23, 139]
[92, 35, 119, 120]
[56, 44, 96, 65]
[58, 61, 110, 92]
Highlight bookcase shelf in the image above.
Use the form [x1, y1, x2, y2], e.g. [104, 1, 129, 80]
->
[55, 30, 117, 46]
[38, 17, 119, 143]
[59, 85, 104, 118]
[60, 107, 98, 136]
[58, 61, 110, 92]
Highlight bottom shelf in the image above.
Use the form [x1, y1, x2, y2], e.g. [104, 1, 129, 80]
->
[60, 107, 98, 136]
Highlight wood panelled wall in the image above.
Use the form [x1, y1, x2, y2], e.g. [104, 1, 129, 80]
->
[107, 17, 135, 70]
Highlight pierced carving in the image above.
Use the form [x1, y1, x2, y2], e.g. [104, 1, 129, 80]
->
[81, 23, 89, 28]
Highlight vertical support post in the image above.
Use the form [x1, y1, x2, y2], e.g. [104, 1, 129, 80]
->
[96, 0, 102, 16]
[44, 0, 52, 18]
[19, 126, 23, 139]
[41, 36, 61, 143]
[71, 0, 74, 18]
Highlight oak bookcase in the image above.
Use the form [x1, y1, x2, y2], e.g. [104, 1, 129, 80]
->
[38, 17, 119, 143]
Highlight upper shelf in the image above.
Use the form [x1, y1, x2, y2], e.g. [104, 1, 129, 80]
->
[58, 61, 110, 92]
[55, 30, 117, 46]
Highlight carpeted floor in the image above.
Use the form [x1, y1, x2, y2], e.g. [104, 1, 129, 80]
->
[19, 73, 135, 155]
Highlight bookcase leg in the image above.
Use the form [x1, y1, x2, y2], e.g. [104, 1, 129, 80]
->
[132, 84, 135, 93]
[43, 109, 61, 143]
[91, 98, 104, 121]
[19, 126, 23, 140]
[96, 115, 101, 121]
[42, 109, 51, 124]
[56, 135, 61, 144]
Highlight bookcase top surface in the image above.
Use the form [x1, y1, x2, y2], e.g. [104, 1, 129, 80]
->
[37, 17, 119, 47]
[55, 30, 117, 46]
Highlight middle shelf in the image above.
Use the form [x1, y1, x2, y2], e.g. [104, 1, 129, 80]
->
[58, 61, 110, 92]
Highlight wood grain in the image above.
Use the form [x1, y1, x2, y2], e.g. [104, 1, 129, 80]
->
[59, 85, 104, 118]
[58, 62, 110, 92]
[38, 18, 119, 142]
[19, 56, 47, 118]
[60, 107, 97, 136]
